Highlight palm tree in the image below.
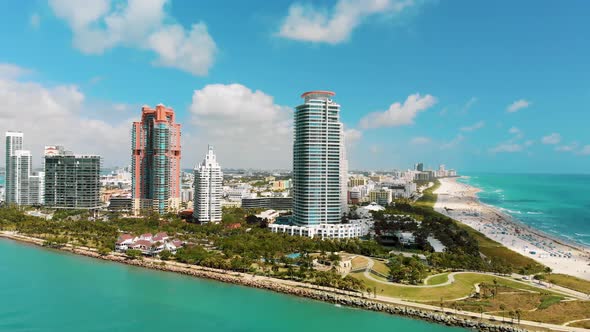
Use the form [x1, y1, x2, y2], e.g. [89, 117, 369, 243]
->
[499, 304, 506, 322]
[508, 310, 515, 324]
[515, 309, 521, 324]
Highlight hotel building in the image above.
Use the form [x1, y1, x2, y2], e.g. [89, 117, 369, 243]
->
[193, 145, 223, 223]
[292, 91, 347, 225]
[44, 146, 101, 209]
[131, 104, 181, 214]
[4, 131, 44, 206]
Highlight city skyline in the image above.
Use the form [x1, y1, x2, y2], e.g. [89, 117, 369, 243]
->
[0, 1, 589, 173]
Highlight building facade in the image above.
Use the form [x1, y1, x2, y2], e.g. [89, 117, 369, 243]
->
[44, 146, 101, 209]
[193, 146, 223, 223]
[5, 131, 23, 204]
[241, 197, 292, 210]
[293, 91, 345, 225]
[131, 104, 181, 214]
[4, 132, 44, 206]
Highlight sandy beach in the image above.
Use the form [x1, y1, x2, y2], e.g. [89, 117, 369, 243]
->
[434, 177, 590, 281]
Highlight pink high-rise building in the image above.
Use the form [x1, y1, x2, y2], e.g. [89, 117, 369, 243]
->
[131, 104, 181, 214]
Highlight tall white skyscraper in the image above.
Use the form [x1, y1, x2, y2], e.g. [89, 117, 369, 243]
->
[293, 91, 345, 225]
[340, 129, 349, 213]
[5, 131, 23, 204]
[5, 132, 45, 206]
[11, 150, 32, 205]
[193, 145, 223, 223]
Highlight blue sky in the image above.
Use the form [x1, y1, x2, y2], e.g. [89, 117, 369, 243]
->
[0, 0, 589, 173]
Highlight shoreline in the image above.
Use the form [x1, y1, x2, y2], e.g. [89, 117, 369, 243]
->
[435, 177, 590, 280]
[0, 231, 529, 332]
[458, 176, 590, 252]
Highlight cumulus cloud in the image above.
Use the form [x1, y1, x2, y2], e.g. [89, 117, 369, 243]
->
[188, 84, 293, 169]
[344, 128, 362, 147]
[0, 63, 131, 167]
[30, 13, 41, 29]
[441, 134, 464, 150]
[542, 133, 561, 145]
[556, 143, 578, 152]
[579, 145, 590, 156]
[49, 0, 216, 76]
[460, 97, 477, 114]
[506, 99, 531, 113]
[0, 63, 32, 79]
[490, 143, 524, 153]
[277, 0, 417, 44]
[410, 136, 431, 145]
[460, 120, 485, 132]
[359, 93, 437, 129]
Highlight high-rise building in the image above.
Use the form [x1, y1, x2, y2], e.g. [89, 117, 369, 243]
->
[415, 163, 424, 172]
[11, 150, 32, 205]
[340, 129, 348, 213]
[44, 146, 101, 209]
[293, 91, 345, 225]
[29, 171, 44, 205]
[193, 145, 223, 223]
[5, 131, 23, 204]
[131, 104, 181, 214]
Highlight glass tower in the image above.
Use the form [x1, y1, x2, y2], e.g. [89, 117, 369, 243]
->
[131, 104, 181, 214]
[293, 91, 345, 225]
[5, 131, 23, 204]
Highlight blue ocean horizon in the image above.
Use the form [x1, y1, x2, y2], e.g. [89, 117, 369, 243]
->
[459, 173, 590, 248]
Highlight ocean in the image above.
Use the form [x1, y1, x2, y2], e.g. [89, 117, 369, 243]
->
[459, 173, 590, 248]
[0, 239, 462, 332]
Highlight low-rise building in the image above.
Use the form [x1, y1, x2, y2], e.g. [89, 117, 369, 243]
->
[269, 222, 363, 239]
[255, 209, 280, 223]
[369, 188, 393, 206]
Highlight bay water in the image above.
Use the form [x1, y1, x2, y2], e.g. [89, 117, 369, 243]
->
[0, 239, 463, 332]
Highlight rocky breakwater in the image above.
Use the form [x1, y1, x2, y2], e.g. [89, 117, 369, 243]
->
[74, 249, 527, 332]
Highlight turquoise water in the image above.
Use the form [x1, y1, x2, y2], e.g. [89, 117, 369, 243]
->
[0, 240, 462, 332]
[459, 173, 590, 247]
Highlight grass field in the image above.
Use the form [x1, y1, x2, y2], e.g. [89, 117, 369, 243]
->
[371, 259, 390, 276]
[521, 300, 590, 325]
[351, 256, 368, 270]
[546, 273, 590, 294]
[351, 272, 555, 302]
[570, 320, 590, 329]
[425, 273, 450, 285]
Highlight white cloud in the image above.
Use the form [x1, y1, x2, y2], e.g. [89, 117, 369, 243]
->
[0, 63, 131, 167]
[460, 120, 485, 132]
[579, 145, 590, 156]
[0, 64, 32, 79]
[509, 127, 520, 135]
[344, 128, 362, 147]
[49, 0, 216, 76]
[506, 99, 531, 113]
[359, 93, 437, 129]
[277, 0, 417, 44]
[30, 13, 41, 29]
[188, 83, 293, 169]
[490, 143, 524, 153]
[369, 145, 381, 154]
[541, 133, 561, 145]
[410, 136, 431, 145]
[556, 142, 578, 152]
[460, 97, 477, 114]
[441, 134, 464, 150]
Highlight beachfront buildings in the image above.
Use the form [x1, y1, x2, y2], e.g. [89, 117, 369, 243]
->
[131, 104, 182, 215]
[193, 145, 223, 223]
[293, 91, 346, 226]
[4, 131, 44, 206]
[44, 145, 101, 209]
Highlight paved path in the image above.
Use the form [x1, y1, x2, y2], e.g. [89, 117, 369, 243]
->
[563, 318, 590, 327]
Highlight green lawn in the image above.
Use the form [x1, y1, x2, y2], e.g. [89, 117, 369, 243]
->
[547, 273, 590, 294]
[352, 272, 560, 302]
[425, 273, 450, 286]
[371, 259, 390, 276]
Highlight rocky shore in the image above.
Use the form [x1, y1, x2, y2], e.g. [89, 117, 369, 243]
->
[0, 232, 527, 332]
